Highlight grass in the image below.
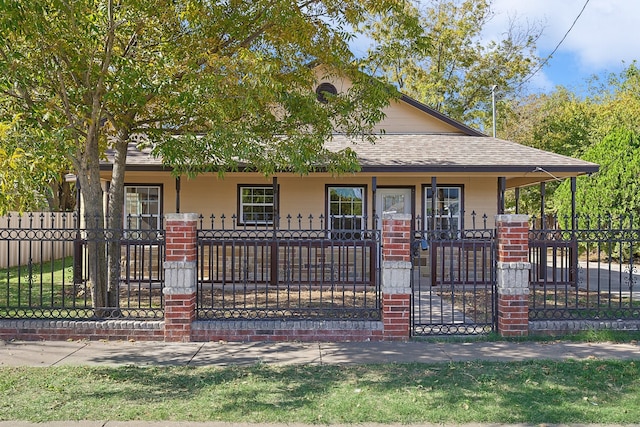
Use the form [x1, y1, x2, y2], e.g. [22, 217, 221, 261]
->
[1, 360, 639, 424]
[0, 256, 164, 319]
[0, 256, 76, 307]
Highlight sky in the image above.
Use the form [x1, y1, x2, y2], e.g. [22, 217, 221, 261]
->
[485, 0, 640, 93]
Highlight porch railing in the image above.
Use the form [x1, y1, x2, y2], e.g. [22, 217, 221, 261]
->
[196, 214, 381, 320]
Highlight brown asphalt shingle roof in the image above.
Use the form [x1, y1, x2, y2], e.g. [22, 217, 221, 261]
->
[103, 133, 598, 174]
[326, 134, 598, 173]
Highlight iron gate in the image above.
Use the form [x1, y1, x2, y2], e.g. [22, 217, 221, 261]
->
[411, 221, 496, 335]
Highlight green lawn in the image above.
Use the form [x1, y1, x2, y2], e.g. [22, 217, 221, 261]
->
[0, 256, 79, 309]
[1, 360, 639, 424]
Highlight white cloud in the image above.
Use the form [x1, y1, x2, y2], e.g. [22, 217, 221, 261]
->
[488, 0, 640, 69]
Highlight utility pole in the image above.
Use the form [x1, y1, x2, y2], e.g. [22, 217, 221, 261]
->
[491, 85, 497, 138]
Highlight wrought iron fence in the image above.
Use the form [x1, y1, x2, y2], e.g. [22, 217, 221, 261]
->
[411, 213, 496, 335]
[196, 214, 381, 320]
[529, 214, 640, 321]
[0, 212, 164, 320]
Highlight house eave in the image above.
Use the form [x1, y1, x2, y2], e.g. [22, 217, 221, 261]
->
[358, 164, 600, 174]
[101, 162, 599, 176]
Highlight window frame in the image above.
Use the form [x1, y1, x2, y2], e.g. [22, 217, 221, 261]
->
[123, 184, 163, 231]
[421, 184, 464, 233]
[237, 184, 279, 226]
[326, 184, 367, 238]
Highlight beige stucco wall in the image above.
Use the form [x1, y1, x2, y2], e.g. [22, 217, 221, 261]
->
[374, 100, 463, 134]
[111, 171, 499, 229]
[314, 68, 463, 135]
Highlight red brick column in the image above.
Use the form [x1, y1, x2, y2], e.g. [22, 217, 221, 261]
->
[381, 214, 412, 341]
[496, 214, 531, 337]
[163, 213, 199, 342]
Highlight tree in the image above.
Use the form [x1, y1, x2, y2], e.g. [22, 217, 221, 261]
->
[588, 62, 640, 145]
[0, 0, 404, 315]
[501, 88, 594, 158]
[501, 63, 640, 216]
[499, 88, 595, 215]
[0, 99, 74, 213]
[554, 128, 640, 219]
[361, 0, 541, 127]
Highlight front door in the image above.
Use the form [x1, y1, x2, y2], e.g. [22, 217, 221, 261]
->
[376, 188, 412, 229]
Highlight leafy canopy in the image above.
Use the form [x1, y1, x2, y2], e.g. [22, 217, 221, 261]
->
[0, 0, 405, 206]
[361, 0, 541, 128]
[554, 128, 640, 219]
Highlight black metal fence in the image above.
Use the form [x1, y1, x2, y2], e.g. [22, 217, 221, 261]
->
[529, 214, 640, 321]
[0, 212, 164, 319]
[196, 214, 381, 320]
[411, 213, 496, 335]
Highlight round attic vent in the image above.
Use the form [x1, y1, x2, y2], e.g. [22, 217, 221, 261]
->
[315, 82, 337, 103]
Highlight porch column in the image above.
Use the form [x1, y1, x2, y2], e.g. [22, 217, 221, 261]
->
[496, 214, 531, 337]
[163, 213, 198, 342]
[381, 214, 412, 341]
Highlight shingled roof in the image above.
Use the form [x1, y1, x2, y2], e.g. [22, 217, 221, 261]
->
[104, 133, 598, 176]
[326, 134, 599, 174]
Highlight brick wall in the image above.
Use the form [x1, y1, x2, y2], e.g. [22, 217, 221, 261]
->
[163, 214, 198, 342]
[192, 320, 383, 342]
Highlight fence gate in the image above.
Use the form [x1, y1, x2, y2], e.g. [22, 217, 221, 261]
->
[411, 223, 496, 335]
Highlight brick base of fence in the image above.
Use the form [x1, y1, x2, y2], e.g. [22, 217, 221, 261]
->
[0, 319, 386, 342]
[530, 320, 640, 335]
[192, 320, 384, 342]
[0, 320, 164, 341]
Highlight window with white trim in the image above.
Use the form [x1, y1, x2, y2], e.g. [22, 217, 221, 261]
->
[124, 185, 161, 230]
[327, 186, 365, 238]
[239, 185, 275, 225]
[424, 186, 462, 233]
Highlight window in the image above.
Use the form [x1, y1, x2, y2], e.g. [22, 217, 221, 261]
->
[424, 186, 462, 233]
[327, 186, 365, 238]
[124, 185, 161, 230]
[239, 185, 275, 225]
[315, 82, 337, 103]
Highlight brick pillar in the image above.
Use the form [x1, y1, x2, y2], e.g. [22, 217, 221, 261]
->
[381, 214, 412, 341]
[163, 213, 198, 342]
[496, 214, 531, 337]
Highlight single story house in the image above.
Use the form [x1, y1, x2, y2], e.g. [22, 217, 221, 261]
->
[100, 74, 598, 234]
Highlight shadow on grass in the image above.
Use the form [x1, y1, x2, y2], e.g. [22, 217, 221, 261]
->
[15, 359, 634, 424]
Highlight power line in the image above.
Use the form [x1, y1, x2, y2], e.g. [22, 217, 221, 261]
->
[517, 0, 591, 90]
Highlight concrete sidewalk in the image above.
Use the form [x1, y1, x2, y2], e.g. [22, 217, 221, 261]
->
[1, 338, 639, 367]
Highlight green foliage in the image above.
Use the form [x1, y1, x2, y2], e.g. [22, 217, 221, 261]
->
[502, 88, 595, 158]
[0, 0, 403, 182]
[502, 63, 640, 216]
[362, 0, 541, 127]
[0, 118, 70, 214]
[554, 128, 640, 219]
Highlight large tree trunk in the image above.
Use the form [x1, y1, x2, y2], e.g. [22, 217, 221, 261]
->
[76, 132, 109, 317]
[106, 135, 129, 313]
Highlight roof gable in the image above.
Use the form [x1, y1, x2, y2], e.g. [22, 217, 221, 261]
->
[314, 68, 484, 136]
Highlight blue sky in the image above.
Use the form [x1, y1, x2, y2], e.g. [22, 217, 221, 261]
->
[485, 0, 640, 94]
